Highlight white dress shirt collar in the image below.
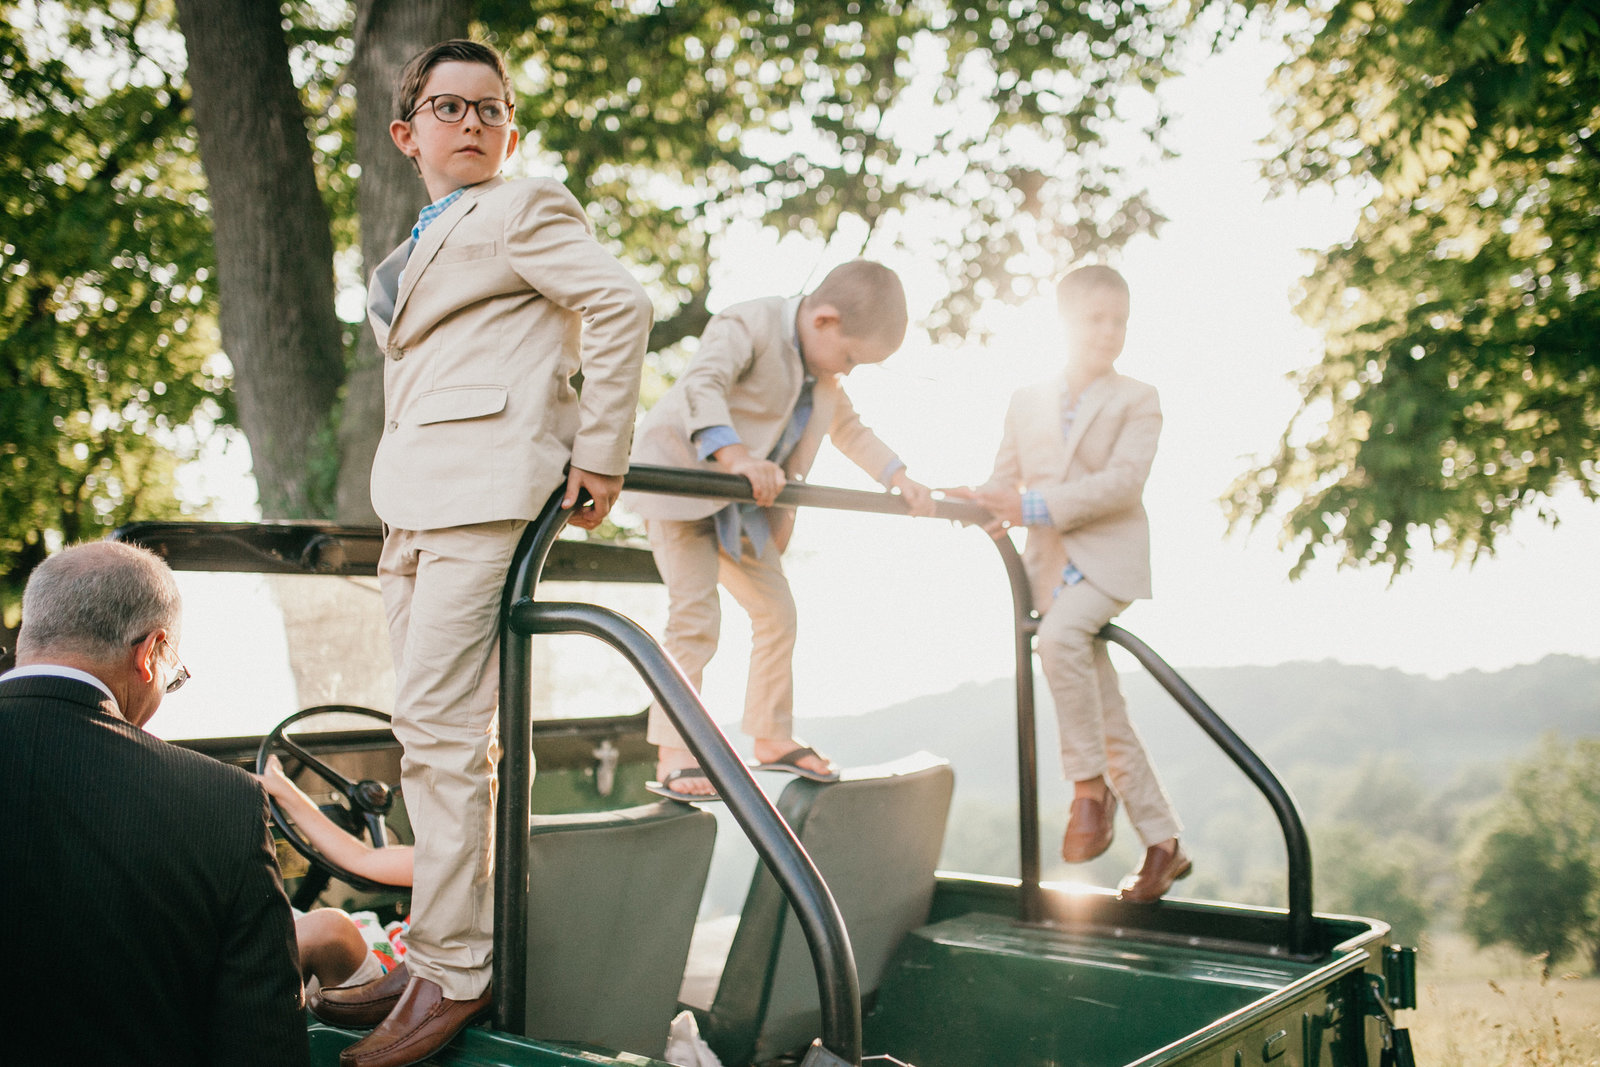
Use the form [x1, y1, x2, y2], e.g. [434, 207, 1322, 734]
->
[0, 663, 121, 714]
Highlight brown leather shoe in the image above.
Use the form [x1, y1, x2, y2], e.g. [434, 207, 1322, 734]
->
[1117, 842, 1192, 903]
[310, 961, 410, 1028]
[338, 975, 491, 1067]
[1061, 792, 1118, 863]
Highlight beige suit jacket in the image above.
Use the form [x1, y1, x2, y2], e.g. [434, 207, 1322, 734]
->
[982, 371, 1161, 606]
[367, 176, 652, 531]
[626, 296, 898, 549]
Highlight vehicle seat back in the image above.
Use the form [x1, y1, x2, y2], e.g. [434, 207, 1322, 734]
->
[696, 752, 954, 1065]
[522, 800, 717, 1059]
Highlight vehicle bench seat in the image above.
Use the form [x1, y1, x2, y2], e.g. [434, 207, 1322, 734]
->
[682, 752, 955, 1065]
[521, 800, 717, 1059]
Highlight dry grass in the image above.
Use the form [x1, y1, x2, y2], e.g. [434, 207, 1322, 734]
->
[1406, 933, 1600, 1066]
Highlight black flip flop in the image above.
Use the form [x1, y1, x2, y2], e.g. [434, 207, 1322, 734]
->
[646, 767, 722, 803]
[746, 745, 840, 783]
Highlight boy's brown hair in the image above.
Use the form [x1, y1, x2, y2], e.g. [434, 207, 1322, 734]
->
[807, 259, 908, 348]
[1056, 264, 1130, 313]
[393, 39, 513, 123]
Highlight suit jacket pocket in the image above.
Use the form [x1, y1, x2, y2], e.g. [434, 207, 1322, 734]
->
[413, 385, 508, 425]
[433, 241, 498, 265]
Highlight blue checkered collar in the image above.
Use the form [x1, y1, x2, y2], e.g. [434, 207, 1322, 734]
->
[411, 187, 468, 241]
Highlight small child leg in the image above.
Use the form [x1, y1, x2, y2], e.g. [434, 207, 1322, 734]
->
[295, 909, 371, 990]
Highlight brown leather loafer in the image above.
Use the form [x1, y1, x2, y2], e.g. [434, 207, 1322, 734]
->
[338, 975, 491, 1067]
[310, 961, 410, 1029]
[1117, 842, 1192, 903]
[1061, 792, 1118, 863]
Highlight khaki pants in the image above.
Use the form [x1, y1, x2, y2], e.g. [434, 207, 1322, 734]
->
[645, 517, 796, 749]
[1036, 579, 1182, 847]
[378, 519, 527, 1000]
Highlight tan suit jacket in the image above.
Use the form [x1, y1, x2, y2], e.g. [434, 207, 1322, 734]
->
[983, 371, 1160, 606]
[367, 176, 652, 531]
[626, 296, 898, 550]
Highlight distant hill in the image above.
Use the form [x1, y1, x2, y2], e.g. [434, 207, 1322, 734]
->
[762, 654, 1600, 901]
[699, 655, 1599, 915]
[800, 654, 1600, 793]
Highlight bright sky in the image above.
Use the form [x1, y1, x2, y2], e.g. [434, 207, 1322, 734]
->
[673, 29, 1600, 721]
[185, 28, 1599, 728]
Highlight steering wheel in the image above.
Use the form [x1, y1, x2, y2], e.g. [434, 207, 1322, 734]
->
[256, 704, 409, 894]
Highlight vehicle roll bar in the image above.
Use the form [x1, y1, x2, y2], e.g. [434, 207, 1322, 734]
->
[512, 599, 861, 1060]
[618, 468, 1051, 924]
[620, 465, 1314, 948]
[494, 479, 880, 1060]
[1098, 625, 1314, 955]
[491, 463, 1318, 1055]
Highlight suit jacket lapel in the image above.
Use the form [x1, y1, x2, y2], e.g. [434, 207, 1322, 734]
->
[1060, 374, 1116, 471]
[792, 373, 836, 474]
[1030, 374, 1071, 481]
[390, 200, 470, 328]
[774, 298, 818, 472]
[390, 176, 504, 332]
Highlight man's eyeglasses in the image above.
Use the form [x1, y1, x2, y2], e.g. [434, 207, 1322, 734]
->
[132, 634, 191, 694]
[406, 94, 513, 127]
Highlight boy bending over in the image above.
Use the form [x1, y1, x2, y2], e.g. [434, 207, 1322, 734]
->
[627, 260, 934, 798]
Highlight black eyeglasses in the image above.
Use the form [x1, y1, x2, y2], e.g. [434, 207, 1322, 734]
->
[406, 94, 514, 127]
[131, 633, 191, 694]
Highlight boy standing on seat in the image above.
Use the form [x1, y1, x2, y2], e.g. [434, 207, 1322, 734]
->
[959, 265, 1189, 903]
[325, 38, 652, 1067]
[627, 260, 934, 799]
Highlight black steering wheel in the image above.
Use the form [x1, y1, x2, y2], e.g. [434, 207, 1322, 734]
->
[256, 704, 409, 894]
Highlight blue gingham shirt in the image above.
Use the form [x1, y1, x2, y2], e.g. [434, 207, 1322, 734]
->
[412, 188, 466, 241]
[394, 188, 469, 292]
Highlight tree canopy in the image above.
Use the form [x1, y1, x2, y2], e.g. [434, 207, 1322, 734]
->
[1462, 735, 1600, 972]
[1, 6, 229, 636]
[1226, 0, 1600, 574]
[1, 0, 1205, 634]
[15, 0, 1593, 624]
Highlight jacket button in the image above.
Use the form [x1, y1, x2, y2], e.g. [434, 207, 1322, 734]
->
[389, 346, 404, 361]
[387, 420, 398, 431]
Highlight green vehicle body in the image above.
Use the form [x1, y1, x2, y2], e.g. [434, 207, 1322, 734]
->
[106, 465, 1416, 1067]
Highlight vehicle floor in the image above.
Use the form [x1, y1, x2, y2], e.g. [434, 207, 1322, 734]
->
[864, 911, 1318, 1067]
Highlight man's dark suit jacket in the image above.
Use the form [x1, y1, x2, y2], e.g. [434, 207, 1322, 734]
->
[0, 674, 309, 1066]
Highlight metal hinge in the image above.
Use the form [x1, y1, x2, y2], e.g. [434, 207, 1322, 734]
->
[1383, 945, 1418, 1011]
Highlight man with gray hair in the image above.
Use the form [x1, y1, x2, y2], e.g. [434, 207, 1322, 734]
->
[0, 540, 309, 1066]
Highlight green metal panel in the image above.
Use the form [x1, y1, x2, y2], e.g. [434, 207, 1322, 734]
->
[527, 726, 657, 814]
[1131, 939, 1383, 1067]
[527, 763, 656, 814]
[864, 913, 1315, 1067]
[308, 1023, 678, 1066]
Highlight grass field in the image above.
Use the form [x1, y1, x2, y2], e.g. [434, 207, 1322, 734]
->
[1405, 933, 1600, 1066]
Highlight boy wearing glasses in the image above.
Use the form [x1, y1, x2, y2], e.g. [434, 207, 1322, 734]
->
[334, 38, 651, 1066]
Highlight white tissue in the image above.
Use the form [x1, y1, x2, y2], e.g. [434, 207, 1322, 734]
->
[663, 1009, 724, 1067]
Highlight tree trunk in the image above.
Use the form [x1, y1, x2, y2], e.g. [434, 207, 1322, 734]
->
[336, 0, 471, 525]
[173, 0, 345, 518]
